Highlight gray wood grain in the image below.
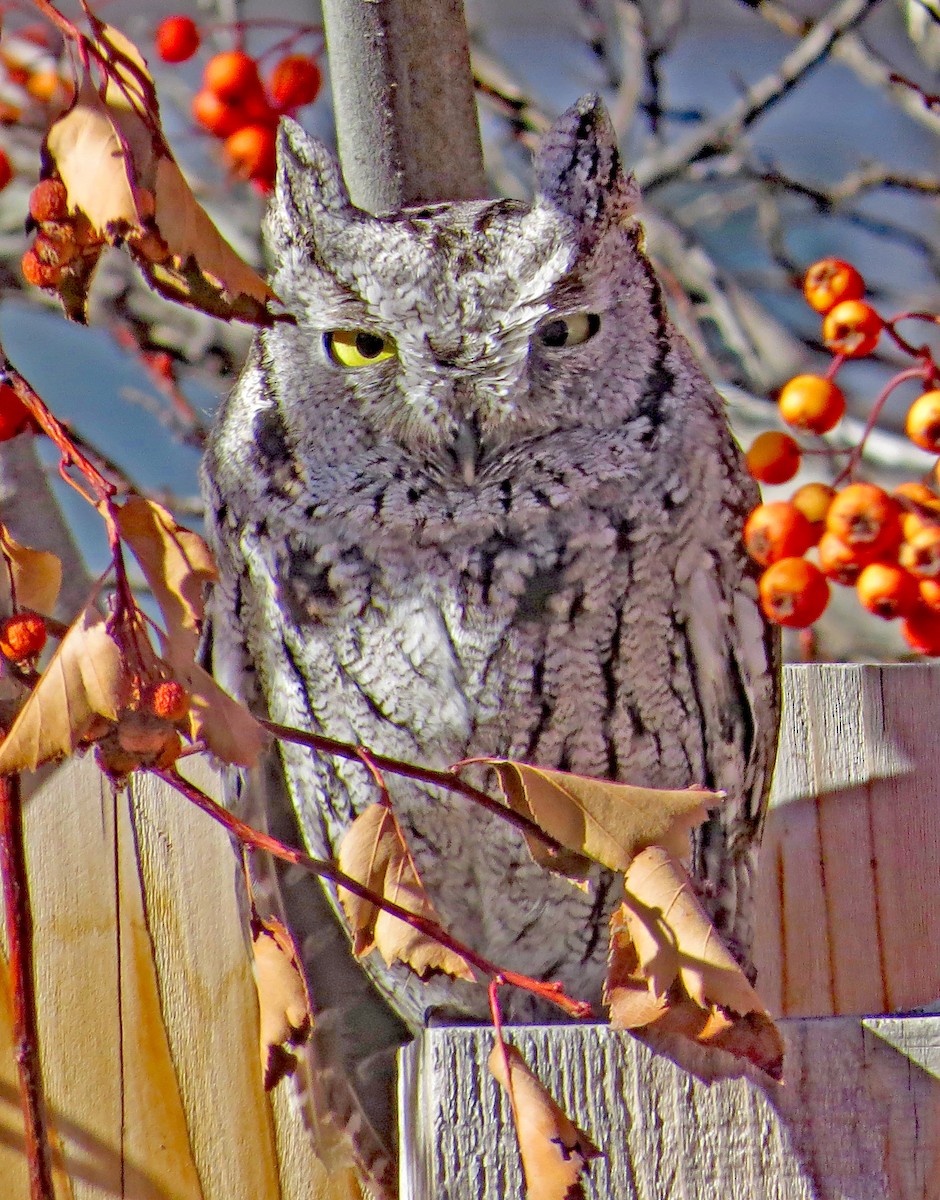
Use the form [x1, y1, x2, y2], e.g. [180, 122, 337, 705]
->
[400, 1017, 940, 1199]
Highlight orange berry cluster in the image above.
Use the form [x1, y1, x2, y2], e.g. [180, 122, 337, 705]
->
[744, 258, 940, 654]
[154, 15, 323, 190]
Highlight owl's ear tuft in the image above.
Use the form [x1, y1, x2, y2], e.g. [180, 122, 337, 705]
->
[265, 119, 354, 251]
[534, 95, 639, 232]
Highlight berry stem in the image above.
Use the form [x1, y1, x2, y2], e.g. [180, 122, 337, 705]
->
[152, 767, 592, 1019]
[0, 774, 55, 1200]
[834, 364, 932, 485]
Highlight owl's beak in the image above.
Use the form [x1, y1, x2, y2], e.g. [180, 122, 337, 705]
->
[452, 418, 481, 486]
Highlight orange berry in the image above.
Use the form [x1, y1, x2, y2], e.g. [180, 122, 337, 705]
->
[855, 562, 919, 619]
[745, 431, 801, 485]
[0, 611, 46, 661]
[28, 177, 68, 223]
[791, 482, 835, 536]
[204, 50, 262, 103]
[899, 526, 940, 578]
[743, 501, 815, 567]
[919, 577, 940, 612]
[224, 123, 276, 183]
[20, 246, 61, 289]
[143, 679, 190, 723]
[803, 258, 865, 314]
[156, 15, 201, 63]
[825, 483, 901, 554]
[191, 88, 246, 137]
[894, 481, 937, 506]
[905, 390, 940, 453]
[0, 385, 33, 441]
[901, 606, 940, 655]
[778, 375, 846, 435]
[25, 69, 67, 105]
[822, 300, 883, 358]
[0, 149, 12, 192]
[269, 54, 322, 109]
[758, 558, 830, 628]
[817, 530, 879, 585]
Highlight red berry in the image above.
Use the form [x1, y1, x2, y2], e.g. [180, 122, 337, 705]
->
[0, 385, 33, 441]
[743, 501, 815, 567]
[901, 606, 940, 656]
[855, 562, 919, 619]
[778, 375, 846, 435]
[191, 88, 246, 137]
[269, 54, 322, 109]
[156, 15, 201, 63]
[20, 246, 61, 289]
[899, 526, 940, 579]
[905, 390, 940, 453]
[224, 123, 277, 184]
[0, 611, 47, 661]
[0, 149, 13, 192]
[825, 483, 901, 555]
[758, 558, 830, 628]
[822, 300, 883, 358]
[204, 51, 262, 103]
[28, 177, 69, 223]
[143, 679, 190, 723]
[790, 482, 835, 538]
[803, 258, 865, 314]
[817, 530, 879, 586]
[744, 432, 802, 485]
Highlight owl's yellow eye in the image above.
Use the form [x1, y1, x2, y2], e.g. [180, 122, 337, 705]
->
[537, 313, 601, 348]
[325, 329, 396, 368]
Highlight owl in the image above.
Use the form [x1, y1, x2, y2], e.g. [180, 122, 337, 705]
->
[202, 96, 780, 1041]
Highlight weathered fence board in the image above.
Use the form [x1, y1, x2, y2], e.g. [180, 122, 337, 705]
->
[755, 663, 940, 1016]
[399, 1017, 940, 1200]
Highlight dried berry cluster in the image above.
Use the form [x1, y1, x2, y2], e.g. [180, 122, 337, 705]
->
[744, 259, 940, 653]
[156, 15, 323, 190]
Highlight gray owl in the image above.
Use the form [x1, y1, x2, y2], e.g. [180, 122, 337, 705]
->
[202, 92, 779, 1120]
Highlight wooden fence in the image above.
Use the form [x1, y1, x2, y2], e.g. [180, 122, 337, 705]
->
[1, 663, 939, 1198]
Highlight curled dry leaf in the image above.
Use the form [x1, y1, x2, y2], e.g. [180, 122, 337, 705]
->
[337, 803, 475, 982]
[0, 525, 62, 616]
[42, 23, 281, 324]
[607, 847, 784, 1078]
[623, 846, 763, 1016]
[160, 647, 268, 769]
[488, 1040, 601, 1200]
[482, 758, 721, 877]
[252, 914, 312, 1091]
[0, 603, 127, 774]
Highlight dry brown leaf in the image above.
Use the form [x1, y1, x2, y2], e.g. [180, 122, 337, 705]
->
[0, 604, 127, 773]
[623, 847, 764, 1017]
[603, 904, 669, 1028]
[252, 914, 312, 1090]
[0, 526, 62, 616]
[163, 651, 268, 769]
[484, 758, 720, 877]
[42, 23, 280, 324]
[115, 496, 217, 655]
[695, 1008, 785, 1080]
[488, 1040, 601, 1200]
[337, 803, 475, 982]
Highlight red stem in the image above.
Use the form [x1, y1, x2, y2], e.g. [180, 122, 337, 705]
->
[0, 775, 55, 1200]
[835, 364, 932, 485]
[151, 767, 591, 1019]
[261, 718, 568, 858]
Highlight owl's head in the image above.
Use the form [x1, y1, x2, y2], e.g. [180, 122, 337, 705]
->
[265, 96, 669, 482]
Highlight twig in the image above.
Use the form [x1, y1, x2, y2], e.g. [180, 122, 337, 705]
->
[635, 0, 883, 191]
[260, 717, 568, 858]
[0, 774, 54, 1200]
[152, 767, 591, 1019]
